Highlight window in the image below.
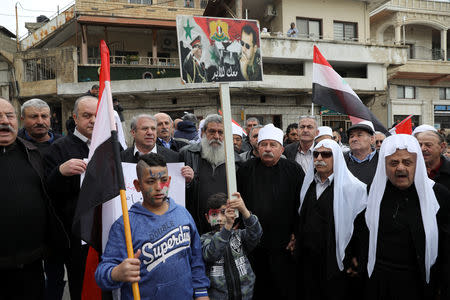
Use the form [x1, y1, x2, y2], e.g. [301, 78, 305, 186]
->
[185, 0, 194, 7]
[24, 57, 56, 82]
[334, 21, 357, 41]
[296, 18, 322, 39]
[397, 86, 416, 99]
[439, 88, 450, 100]
[129, 0, 152, 4]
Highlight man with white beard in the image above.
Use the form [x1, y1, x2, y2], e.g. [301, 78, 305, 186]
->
[179, 114, 242, 233]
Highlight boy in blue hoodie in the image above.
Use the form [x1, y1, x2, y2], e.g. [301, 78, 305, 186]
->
[95, 153, 210, 300]
[201, 192, 262, 300]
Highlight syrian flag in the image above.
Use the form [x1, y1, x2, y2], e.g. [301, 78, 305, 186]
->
[312, 45, 389, 134]
[73, 40, 124, 299]
[389, 114, 413, 135]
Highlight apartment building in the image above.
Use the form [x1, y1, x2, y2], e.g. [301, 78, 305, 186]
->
[12, 0, 405, 133]
[370, 0, 450, 129]
[0, 26, 17, 102]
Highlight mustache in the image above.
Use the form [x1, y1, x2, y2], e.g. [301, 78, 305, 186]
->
[160, 128, 169, 133]
[314, 161, 328, 167]
[262, 152, 274, 158]
[395, 171, 408, 177]
[209, 139, 223, 146]
[32, 124, 48, 129]
[0, 124, 16, 133]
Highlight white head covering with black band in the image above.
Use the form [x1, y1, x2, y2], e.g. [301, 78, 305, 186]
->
[365, 134, 439, 282]
[299, 139, 367, 271]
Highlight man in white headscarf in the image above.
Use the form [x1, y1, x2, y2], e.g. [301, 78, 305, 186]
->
[297, 139, 367, 300]
[237, 124, 305, 300]
[363, 134, 450, 300]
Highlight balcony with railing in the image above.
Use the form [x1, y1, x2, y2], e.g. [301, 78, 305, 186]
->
[408, 45, 445, 61]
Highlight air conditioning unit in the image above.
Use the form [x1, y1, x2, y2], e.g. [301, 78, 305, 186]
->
[264, 4, 277, 17]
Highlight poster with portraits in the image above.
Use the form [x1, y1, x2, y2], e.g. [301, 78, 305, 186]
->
[176, 15, 263, 83]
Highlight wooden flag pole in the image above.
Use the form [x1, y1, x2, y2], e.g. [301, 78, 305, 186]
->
[219, 83, 238, 205]
[119, 189, 140, 300]
[112, 132, 141, 300]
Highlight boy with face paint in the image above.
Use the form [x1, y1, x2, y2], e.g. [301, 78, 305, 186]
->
[95, 153, 210, 300]
[200, 193, 262, 300]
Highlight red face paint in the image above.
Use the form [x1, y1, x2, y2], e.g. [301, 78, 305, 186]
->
[159, 181, 170, 190]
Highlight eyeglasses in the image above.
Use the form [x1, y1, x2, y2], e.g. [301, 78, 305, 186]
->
[240, 40, 251, 49]
[375, 140, 383, 145]
[313, 151, 333, 158]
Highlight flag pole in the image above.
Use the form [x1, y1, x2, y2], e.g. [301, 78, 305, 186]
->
[101, 40, 141, 300]
[111, 130, 141, 300]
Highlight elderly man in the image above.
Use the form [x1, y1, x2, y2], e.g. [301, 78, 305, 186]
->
[297, 139, 367, 300]
[284, 116, 320, 173]
[374, 131, 386, 150]
[416, 130, 450, 188]
[363, 134, 450, 300]
[18, 98, 61, 153]
[121, 114, 179, 163]
[344, 121, 378, 186]
[155, 112, 188, 152]
[44, 96, 98, 300]
[237, 124, 304, 300]
[0, 98, 66, 299]
[240, 125, 263, 161]
[180, 114, 242, 233]
[18, 98, 65, 300]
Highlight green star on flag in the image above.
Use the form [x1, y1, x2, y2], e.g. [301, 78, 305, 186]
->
[184, 19, 194, 40]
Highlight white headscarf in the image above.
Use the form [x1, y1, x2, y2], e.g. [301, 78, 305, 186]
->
[299, 139, 367, 270]
[365, 134, 439, 282]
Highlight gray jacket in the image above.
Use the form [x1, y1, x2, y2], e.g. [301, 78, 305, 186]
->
[201, 214, 262, 300]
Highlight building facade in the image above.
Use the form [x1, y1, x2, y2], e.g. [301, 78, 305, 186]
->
[12, 0, 408, 136]
[370, 0, 450, 129]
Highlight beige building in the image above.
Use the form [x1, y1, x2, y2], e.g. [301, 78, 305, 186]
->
[13, 0, 406, 135]
[0, 26, 17, 102]
[370, 0, 450, 129]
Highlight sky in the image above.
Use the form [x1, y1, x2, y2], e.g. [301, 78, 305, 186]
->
[2, 0, 74, 39]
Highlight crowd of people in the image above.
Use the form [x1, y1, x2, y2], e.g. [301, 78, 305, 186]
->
[1, 93, 450, 300]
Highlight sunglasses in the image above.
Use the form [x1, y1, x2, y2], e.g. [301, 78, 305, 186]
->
[240, 40, 251, 49]
[313, 151, 333, 158]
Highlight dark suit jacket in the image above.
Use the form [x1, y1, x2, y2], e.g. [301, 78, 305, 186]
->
[283, 141, 300, 161]
[120, 145, 179, 163]
[156, 138, 188, 152]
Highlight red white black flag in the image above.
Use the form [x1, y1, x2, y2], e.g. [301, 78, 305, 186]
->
[312, 45, 388, 134]
[73, 40, 124, 299]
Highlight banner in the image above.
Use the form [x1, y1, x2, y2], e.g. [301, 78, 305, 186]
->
[176, 15, 262, 83]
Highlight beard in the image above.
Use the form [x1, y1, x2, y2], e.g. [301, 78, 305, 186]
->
[201, 136, 225, 166]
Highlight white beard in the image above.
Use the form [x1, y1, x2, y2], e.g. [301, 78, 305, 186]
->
[201, 136, 225, 166]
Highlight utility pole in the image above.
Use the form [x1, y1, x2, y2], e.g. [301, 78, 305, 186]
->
[15, 2, 19, 51]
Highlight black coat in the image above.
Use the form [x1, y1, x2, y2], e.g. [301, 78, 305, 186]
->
[120, 145, 179, 163]
[44, 132, 90, 233]
[0, 138, 68, 267]
[156, 138, 188, 153]
[358, 182, 450, 300]
[434, 156, 450, 192]
[283, 141, 300, 162]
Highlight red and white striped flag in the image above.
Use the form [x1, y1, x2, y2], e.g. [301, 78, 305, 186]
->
[73, 40, 123, 299]
[312, 45, 388, 134]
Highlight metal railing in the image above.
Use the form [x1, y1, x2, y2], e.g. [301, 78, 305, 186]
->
[408, 45, 445, 60]
[86, 56, 179, 67]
